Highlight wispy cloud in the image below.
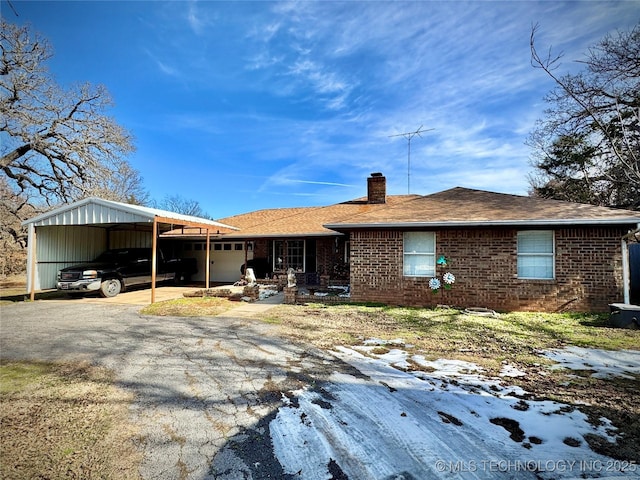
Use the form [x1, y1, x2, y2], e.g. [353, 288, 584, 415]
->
[142, 48, 182, 78]
[138, 0, 637, 208]
[277, 179, 355, 188]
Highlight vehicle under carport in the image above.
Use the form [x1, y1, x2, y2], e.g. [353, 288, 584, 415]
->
[22, 197, 236, 303]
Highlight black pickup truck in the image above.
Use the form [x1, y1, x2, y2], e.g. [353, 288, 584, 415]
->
[57, 248, 197, 298]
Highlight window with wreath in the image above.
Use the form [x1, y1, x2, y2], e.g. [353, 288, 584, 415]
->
[403, 232, 435, 277]
[517, 230, 555, 279]
[273, 240, 305, 272]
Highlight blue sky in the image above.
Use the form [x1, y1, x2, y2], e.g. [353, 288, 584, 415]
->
[6, 1, 637, 219]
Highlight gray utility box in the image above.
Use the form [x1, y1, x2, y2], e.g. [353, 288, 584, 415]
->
[609, 303, 640, 329]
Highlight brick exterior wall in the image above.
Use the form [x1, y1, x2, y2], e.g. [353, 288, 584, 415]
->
[349, 227, 628, 313]
[253, 239, 270, 260]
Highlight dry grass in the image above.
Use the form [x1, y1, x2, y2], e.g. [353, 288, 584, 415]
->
[0, 361, 142, 480]
[263, 303, 639, 371]
[0, 274, 27, 303]
[141, 296, 236, 316]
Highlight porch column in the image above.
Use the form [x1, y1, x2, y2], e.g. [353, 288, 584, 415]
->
[244, 241, 248, 276]
[622, 238, 630, 304]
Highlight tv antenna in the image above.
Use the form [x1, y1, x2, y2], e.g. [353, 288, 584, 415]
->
[389, 125, 434, 194]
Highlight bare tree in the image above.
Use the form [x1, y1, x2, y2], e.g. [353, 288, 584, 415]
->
[85, 160, 150, 206]
[154, 195, 211, 219]
[1, 20, 142, 208]
[528, 23, 640, 209]
[0, 177, 35, 275]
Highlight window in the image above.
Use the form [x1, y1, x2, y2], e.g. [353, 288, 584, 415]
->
[214, 243, 222, 251]
[234, 243, 243, 251]
[224, 244, 232, 251]
[273, 240, 305, 272]
[403, 232, 435, 277]
[517, 231, 554, 279]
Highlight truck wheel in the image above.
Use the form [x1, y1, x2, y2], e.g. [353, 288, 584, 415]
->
[99, 278, 121, 298]
[174, 272, 190, 286]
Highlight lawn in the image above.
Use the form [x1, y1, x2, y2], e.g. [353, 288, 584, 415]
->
[0, 361, 142, 480]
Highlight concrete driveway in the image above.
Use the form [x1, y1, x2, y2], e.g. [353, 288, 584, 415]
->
[0, 300, 346, 479]
[27, 286, 212, 305]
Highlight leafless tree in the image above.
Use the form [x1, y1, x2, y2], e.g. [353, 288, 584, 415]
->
[85, 160, 150, 205]
[528, 23, 639, 209]
[1, 20, 143, 209]
[1, 20, 149, 264]
[154, 195, 211, 218]
[0, 177, 35, 275]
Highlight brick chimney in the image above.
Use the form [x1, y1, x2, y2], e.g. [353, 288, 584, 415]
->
[367, 172, 386, 204]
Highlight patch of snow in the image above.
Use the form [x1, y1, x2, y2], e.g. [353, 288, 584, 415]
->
[543, 347, 640, 380]
[270, 343, 637, 479]
[500, 364, 528, 378]
[362, 338, 406, 346]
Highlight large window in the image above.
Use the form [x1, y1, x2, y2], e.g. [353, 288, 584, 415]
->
[273, 240, 305, 272]
[517, 231, 555, 279]
[403, 232, 435, 277]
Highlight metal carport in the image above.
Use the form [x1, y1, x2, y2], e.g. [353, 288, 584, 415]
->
[22, 197, 237, 303]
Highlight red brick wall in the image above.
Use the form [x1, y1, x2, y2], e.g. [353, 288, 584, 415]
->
[349, 227, 628, 312]
[253, 239, 270, 260]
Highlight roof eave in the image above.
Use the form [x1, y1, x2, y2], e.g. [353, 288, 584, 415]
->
[221, 232, 344, 239]
[324, 218, 640, 229]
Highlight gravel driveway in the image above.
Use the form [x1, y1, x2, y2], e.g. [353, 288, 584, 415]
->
[0, 301, 349, 479]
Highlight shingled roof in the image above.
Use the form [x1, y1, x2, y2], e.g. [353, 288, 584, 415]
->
[324, 187, 640, 229]
[217, 195, 419, 238]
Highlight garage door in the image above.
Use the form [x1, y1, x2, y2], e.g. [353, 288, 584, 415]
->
[182, 242, 252, 283]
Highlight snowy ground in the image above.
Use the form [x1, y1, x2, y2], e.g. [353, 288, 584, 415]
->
[270, 341, 640, 479]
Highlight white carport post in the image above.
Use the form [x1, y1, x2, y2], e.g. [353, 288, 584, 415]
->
[151, 216, 158, 304]
[28, 223, 37, 301]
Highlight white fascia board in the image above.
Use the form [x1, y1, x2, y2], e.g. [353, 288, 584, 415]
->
[88, 198, 237, 230]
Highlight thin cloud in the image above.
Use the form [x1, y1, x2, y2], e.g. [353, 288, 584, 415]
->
[284, 179, 355, 188]
[142, 48, 182, 78]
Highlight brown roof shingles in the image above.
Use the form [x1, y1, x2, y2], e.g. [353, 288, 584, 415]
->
[204, 187, 639, 239]
[324, 187, 640, 228]
[218, 195, 419, 237]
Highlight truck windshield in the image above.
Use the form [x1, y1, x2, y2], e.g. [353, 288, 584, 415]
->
[93, 250, 145, 263]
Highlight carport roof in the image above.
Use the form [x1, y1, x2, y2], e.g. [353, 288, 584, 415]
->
[22, 197, 238, 231]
